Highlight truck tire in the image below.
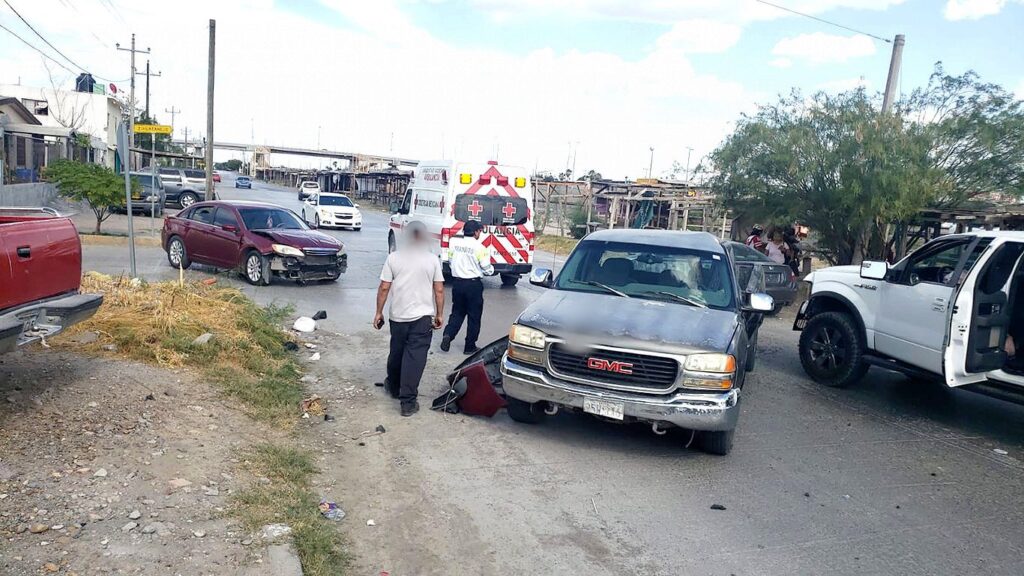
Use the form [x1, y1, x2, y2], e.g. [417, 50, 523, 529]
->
[799, 311, 868, 388]
[179, 192, 198, 208]
[243, 250, 271, 286]
[506, 397, 545, 424]
[699, 429, 734, 456]
[166, 236, 191, 270]
[500, 274, 520, 287]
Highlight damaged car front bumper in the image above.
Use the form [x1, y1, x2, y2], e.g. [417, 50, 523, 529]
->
[501, 355, 740, 431]
[269, 252, 348, 281]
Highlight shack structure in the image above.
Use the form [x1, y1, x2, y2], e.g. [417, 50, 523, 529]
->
[533, 178, 730, 238]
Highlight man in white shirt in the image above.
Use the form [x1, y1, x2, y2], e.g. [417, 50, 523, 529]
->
[373, 222, 445, 416]
[440, 220, 494, 355]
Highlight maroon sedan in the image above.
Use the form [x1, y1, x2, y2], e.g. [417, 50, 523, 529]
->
[162, 201, 347, 285]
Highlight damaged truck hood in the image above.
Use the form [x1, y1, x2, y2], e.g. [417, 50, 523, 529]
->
[516, 290, 739, 355]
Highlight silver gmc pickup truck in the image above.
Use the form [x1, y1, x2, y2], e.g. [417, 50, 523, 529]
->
[500, 229, 774, 455]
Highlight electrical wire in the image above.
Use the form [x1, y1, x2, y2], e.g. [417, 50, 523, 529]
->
[755, 0, 892, 43]
[0, 20, 75, 74]
[2, 0, 126, 82]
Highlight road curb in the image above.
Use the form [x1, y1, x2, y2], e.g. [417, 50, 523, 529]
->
[80, 234, 162, 248]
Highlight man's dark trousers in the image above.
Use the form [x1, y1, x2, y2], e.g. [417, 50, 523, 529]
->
[386, 316, 434, 406]
[444, 278, 484, 350]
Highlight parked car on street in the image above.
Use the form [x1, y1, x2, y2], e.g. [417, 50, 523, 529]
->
[159, 168, 208, 208]
[500, 229, 774, 455]
[213, 171, 222, 183]
[235, 176, 253, 189]
[723, 240, 798, 314]
[301, 192, 362, 230]
[161, 200, 347, 285]
[0, 207, 103, 353]
[795, 232, 1024, 402]
[298, 180, 321, 201]
[112, 172, 165, 217]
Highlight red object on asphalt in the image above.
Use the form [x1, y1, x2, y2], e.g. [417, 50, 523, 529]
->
[212, 172, 221, 183]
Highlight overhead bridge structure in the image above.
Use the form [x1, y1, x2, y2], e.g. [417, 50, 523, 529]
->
[171, 139, 418, 170]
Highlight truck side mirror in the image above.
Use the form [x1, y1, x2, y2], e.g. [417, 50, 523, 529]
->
[530, 268, 553, 288]
[860, 261, 888, 280]
[746, 292, 774, 313]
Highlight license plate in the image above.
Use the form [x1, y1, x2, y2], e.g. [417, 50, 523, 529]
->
[583, 398, 624, 420]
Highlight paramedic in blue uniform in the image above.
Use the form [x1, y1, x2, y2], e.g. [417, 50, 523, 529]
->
[440, 220, 494, 355]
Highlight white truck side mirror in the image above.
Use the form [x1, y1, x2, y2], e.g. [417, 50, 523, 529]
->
[860, 261, 888, 280]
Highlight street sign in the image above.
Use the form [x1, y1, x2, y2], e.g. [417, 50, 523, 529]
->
[133, 123, 172, 135]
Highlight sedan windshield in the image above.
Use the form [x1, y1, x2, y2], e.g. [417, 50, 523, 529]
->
[319, 195, 354, 207]
[555, 240, 735, 309]
[239, 207, 308, 230]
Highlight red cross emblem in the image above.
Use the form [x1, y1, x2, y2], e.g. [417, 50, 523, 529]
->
[467, 200, 484, 218]
[502, 202, 517, 220]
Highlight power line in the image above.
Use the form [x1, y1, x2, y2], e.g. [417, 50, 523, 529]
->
[0, 20, 75, 74]
[754, 0, 892, 43]
[2, 0, 125, 81]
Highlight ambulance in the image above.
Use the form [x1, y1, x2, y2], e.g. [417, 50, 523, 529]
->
[388, 160, 535, 286]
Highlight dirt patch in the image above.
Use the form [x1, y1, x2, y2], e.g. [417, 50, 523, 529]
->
[0, 350, 289, 575]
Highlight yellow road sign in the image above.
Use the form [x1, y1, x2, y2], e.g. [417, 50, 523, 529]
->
[133, 124, 172, 135]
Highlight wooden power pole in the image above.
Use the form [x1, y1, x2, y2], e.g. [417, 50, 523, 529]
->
[881, 34, 905, 113]
[204, 19, 216, 201]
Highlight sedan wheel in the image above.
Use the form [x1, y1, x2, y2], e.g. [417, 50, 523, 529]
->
[167, 237, 191, 270]
[244, 251, 270, 286]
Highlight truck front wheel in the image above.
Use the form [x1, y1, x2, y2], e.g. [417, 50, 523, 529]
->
[699, 429, 734, 456]
[506, 397, 545, 424]
[799, 311, 868, 388]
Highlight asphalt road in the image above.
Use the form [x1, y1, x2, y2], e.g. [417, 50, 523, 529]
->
[80, 173, 1024, 575]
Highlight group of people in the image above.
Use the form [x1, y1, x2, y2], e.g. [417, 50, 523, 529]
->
[371, 221, 493, 416]
[745, 223, 803, 275]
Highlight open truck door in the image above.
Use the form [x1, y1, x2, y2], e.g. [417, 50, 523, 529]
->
[945, 240, 1024, 387]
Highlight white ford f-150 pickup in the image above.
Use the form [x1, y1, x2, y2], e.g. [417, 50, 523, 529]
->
[794, 231, 1024, 403]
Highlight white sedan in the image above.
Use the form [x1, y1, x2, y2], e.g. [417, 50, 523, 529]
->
[301, 193, 362, 230]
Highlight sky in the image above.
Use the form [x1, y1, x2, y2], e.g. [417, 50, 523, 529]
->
[1, 0, 1022, 178]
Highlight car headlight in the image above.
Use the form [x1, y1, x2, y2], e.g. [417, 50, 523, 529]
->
[271, 244, 304, 257]
[509, 324, 546, 349]
[684, 353, 736, 373]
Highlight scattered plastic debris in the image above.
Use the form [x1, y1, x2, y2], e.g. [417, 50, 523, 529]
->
[259, 523, 292, 540]
[366, 519, 376, 526]
[293, 317, 316, 333]
[312, 310, 328, 321]
[201, 278, 218, 286]
[375, 424, 386, 433]
[710, 504, 726, 511]
[309, 352, 321, 361]
[993, 448, 1009, 455]
[319, 500, 346, 521]
[324, 414, 335, 422]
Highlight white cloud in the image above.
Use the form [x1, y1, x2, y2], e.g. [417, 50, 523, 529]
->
[943, 0, 1006, 20]
[656, 20, 743, 54]
[0, 0, 754, 178]
[771, 32, 877, 64]
[770, 58, 793, 68]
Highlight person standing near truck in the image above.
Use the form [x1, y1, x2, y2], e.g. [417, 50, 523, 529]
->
[373, 222, 445, 416]
[440, 220, 494, 355]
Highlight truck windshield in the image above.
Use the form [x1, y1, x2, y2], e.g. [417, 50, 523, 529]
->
[238, 208, 308, 230]
[555, 240, 735, 309]
[319, 195, 353, 207]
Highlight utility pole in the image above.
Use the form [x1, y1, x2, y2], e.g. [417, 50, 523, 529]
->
[881, 34, 905, 113]
[116, 34, 150, 171]
[135, 60, 161, 118]
[684, 146, 694, 181]
[648, 147, 654, 179]
[183, 126, 190, 168]
[204, 19, 216, 201]
[164, 106, 180, 135]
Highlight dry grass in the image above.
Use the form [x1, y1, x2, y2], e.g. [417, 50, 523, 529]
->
[60, 272, 303, 424]
[234, 444, 348, 575]
[536, 234, 579, 255]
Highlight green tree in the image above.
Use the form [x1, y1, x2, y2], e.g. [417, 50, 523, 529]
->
[710, 65, 1024, 265]
[46, 159, 136, 234]
[215, 159, 244, 171]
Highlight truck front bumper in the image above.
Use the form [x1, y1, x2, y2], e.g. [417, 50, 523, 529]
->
[501, 355, 740, 431]
[0, 293, 104, 353]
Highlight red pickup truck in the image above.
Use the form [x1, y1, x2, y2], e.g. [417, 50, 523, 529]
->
[0, 208, 103, 353]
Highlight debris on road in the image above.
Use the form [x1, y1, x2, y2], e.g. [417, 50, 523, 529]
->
[309, 352, 321, 361]
[319, 500, 346, 521]
[366, 519, 376, 526]
[93, 468, 108, 478]
[284, 341, 299, 352]
[375, 424, 386, 433]
[993, 448, 1009, 455]
[301, 395, 326, 416]
[312, 310, 328, 321]
[710, 504, 727, 511]
[293, 317, 316, 333]
[201, 278, 218, 286]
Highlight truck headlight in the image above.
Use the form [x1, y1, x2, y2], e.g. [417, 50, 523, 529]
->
[272, 244, 304, 257]
[509, 324, 546, 349]
[684, 353, 736, 373]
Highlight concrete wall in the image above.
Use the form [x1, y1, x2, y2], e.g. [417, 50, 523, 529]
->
[0, 182, 59, 206]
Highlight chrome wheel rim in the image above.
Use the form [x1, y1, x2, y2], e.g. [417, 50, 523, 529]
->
[246, 255, 262, 282]
[180, 194, 195, 208]
[169, 240, 183, 265]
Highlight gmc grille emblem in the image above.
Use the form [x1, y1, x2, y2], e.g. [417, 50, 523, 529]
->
[587, 357, 634, 375]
